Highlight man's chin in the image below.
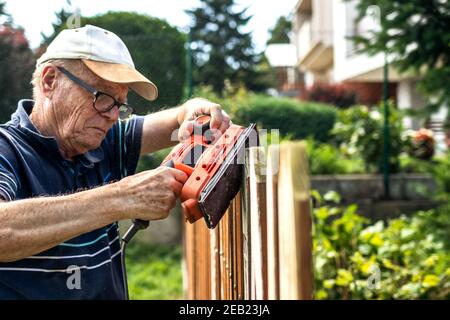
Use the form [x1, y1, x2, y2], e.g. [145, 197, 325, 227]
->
[79, 137, 104, 153]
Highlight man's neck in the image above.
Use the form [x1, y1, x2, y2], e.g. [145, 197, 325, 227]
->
[29, 102, 75, 161]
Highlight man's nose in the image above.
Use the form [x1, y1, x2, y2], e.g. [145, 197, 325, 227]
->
[101, 106, 120, 121]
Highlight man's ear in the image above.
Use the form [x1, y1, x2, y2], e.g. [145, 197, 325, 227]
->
[40, 65, 58, 98]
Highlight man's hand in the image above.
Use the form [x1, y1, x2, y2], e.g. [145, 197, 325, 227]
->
[117, 167, 188, 221]
[177, 97, 232, 141]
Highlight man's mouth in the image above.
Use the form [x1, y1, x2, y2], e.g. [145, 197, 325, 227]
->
[89, 127, 106, 134]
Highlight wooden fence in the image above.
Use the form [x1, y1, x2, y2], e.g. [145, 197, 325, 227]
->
[182, 141, 313, 300]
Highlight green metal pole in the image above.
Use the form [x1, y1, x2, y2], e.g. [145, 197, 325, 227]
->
[383, 52, 391, 199]
[186, 28, 193, 99]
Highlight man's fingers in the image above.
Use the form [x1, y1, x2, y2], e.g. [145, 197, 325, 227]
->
[218, 114, 231, 133]
[178, 120, 194, 141]
[209, 105, 224, 130]
[167, 167, 188, 184]
[170, 179, 184, 196]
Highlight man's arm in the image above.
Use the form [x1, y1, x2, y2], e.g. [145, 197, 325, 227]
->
[140, 106, 182, 155]
[140, 98, 231, 155]
[0, 166, 187, 262]
[0, 183, 122, 262]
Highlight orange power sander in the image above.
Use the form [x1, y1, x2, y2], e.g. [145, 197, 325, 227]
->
[120, 116, 256, 299]
[122, 116, 257, 243]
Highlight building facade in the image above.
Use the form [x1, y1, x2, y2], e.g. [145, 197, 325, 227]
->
[291, 0, 447, 150]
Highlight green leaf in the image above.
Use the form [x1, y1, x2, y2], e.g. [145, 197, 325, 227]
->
[422, 275, 440, 288]
[323, 279, 336, 289]
[336, 269, 354, 287]
[324, 191, 342, 204]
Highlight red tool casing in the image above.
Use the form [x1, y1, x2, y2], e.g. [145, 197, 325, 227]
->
[161, 116, 246, 224]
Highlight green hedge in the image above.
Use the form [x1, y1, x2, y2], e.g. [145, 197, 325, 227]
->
[306, 139, 365, 175]
[233, 95, 337, 142]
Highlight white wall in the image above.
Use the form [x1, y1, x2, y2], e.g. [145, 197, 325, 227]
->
[332, 0, 385, 82]
[397, 80, 424, 130]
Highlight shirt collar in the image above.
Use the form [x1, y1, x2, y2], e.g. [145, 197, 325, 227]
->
[11, 99, 104, 167]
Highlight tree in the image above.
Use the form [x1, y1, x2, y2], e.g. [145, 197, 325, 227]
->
[267, 15, 292, 45]
[186, 0, 259, 95]
[40, 8, 73, 45]
[0, 2, 35, 123]
[40, 11, 186, 114]
[246, 54, 277, 92]
[0, 1, 6, 19]
[348, 0, 450, 115]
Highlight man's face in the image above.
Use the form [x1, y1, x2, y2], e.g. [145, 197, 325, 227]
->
[50, 66, 128, 156]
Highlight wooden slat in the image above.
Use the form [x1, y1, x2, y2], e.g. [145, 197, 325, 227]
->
[219, 213, 226, 299]
[226, 206, 233, 300]
[242, 160, 252, 299]
[247, 147, 268, 300]
[182, 215, 191, 299]
[277, 141, 313, 300]
[266, 144, 280, 299]
[183, 220, 195, 299]
[234, 191, 244, 300]
[210, 225, 220, 299]
[202, 221, 211, 299]
[221, 210, 228, 299]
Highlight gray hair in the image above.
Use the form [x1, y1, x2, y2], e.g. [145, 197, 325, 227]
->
[31, 59, 91, 101]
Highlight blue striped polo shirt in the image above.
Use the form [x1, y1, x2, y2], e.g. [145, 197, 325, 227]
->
[0, 99, 144, 299]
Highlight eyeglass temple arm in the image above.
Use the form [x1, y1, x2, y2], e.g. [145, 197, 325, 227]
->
[57, 67, 99, 95]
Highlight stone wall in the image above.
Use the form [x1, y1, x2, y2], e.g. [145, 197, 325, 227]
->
[311, 173, 438, 219]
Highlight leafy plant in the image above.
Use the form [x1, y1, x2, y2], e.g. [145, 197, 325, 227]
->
[313, 191, 450, 300]
[306, 139, 365, 175]
[302, 83, 357, 109]
[332, 103, 408, 173]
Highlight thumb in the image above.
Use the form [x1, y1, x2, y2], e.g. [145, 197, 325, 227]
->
[178, 120, 194, 141]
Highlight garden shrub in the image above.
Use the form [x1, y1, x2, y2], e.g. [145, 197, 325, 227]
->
[302, 83, 357, 109]
[313, 191, 450, 299]
[234, 95, 337, 142]
[332, 103, 408, 173]
[306, 139, 365, 175]
[191, 86, 338, 142]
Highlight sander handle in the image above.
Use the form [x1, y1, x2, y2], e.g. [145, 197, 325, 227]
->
[193, 115, 212, 142]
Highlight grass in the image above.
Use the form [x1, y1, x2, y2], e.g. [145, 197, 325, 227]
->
[125, 242, 183, 300]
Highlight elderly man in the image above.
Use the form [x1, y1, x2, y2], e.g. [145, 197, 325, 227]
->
[0, 25, 230, 299]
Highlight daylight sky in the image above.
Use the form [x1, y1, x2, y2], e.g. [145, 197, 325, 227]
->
[3, 0, 298, 51]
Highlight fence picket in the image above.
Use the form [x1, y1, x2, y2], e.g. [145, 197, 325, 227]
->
[183, 141, 313, 300]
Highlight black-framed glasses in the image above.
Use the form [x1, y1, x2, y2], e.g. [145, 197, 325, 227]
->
[57, 66, 133, 120]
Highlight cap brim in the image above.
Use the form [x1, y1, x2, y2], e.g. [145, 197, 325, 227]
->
[82, 59, 158, 101]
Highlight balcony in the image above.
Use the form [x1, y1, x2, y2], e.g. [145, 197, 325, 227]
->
[296, 21, 333, 72]
[295, 0, 312, 14]
[294, 0, 333, 73]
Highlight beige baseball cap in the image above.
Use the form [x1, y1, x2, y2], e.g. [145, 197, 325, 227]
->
[37, 25, 158, 101]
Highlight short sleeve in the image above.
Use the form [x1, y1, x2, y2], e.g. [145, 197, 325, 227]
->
[105, 115, 144, 179]
[0, 145, 20, 201]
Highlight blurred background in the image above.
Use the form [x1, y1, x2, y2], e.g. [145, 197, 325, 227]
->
[1, 0, 448, 299]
